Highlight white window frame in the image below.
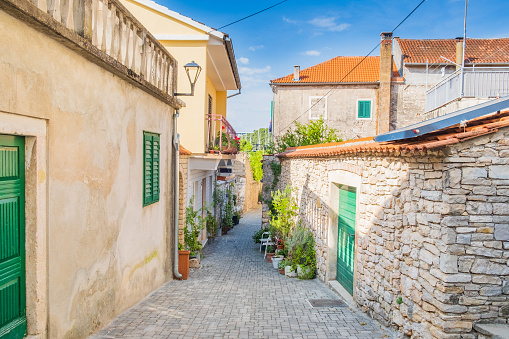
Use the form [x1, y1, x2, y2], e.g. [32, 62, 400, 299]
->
[356, 99, 372, 120]
[309, 96, 328, 120]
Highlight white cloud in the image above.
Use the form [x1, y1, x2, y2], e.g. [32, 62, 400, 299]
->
[308, 17, 351, 32]
[303, 50, 321, 56]
[283, 16, 297, 24]
[238, 66, 271, 76]
[249, 45, 265, 51]
[238, 57, 250, 65]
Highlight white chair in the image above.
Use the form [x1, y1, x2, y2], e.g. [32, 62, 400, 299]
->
[259, 231, 270, 252]
[264, 237, 276, 259]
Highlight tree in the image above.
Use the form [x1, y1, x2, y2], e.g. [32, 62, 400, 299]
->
[275, 117, 342, 153]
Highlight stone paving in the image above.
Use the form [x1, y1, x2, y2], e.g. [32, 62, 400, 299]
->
[91, 207, 393, 339]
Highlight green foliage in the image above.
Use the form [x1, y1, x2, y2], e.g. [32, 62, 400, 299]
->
[278, 259, 290, 270]
[266, 245, 276, 253]
[178, 243, 184, 251]
[252, 227, 268, 244]
[222, 183, 234, 229]
[184, 196, 203, 253]
[205, 206, 218, 238]
[240, 139, 253, 152]
[275, 117, 342, 153]
[396, 296, 403, 304]
[270, 162, 282, 189]
[248, 150, 263, 181]
[286, 224, 316, 280]
[268, 185, 298, 240]
[212, 180, 224, 208]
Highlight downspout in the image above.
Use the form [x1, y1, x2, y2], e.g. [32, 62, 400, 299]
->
[173, 110, 182, 279]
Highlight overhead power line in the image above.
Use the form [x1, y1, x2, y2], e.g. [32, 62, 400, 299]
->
[209, 0, 289, 33]
[277, 0, 428, 135]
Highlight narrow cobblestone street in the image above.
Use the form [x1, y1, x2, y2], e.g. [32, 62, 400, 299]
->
[91, 207, 393, 339]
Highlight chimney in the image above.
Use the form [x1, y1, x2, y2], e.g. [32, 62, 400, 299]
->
[378, 32, 393, 135]
[455, 37, 464, 70]
[293, 65, 300, 81]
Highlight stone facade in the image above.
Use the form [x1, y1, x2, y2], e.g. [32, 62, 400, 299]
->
[266, 128, 509, 338]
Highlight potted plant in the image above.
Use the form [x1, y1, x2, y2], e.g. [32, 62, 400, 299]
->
[277, 238, 284, 250]
[272, 252, 284, 269]
[233, 210, 241, 225]
[285, 224, 317, 280]
[184, 197, 203, 266]
[266, 245, 276, 263]
[177, 243, 190, 280]
[278, 259, 289, 275]
[205, 206, 218, 240]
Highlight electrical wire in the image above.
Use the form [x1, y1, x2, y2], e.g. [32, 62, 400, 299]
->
[276, 0, 428, 135]
[208, 0, 288, 33]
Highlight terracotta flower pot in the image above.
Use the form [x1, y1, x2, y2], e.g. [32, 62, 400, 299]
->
[266, 253, 275, 263]
[277, 244, 284, 250]
[177, 250, 190, 280]
[279, 268, 285, 275]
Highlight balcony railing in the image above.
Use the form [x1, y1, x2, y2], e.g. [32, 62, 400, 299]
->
[206, 114, 238, 154]
[426, 67, 509, 113]
[18, 0, 177, 99]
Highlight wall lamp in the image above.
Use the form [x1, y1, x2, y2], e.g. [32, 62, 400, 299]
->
[174, 61, 202, 96]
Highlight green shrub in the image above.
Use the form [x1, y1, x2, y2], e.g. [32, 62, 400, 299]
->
[286, 224, 316, 280]
[275, 117, 342, 153]
[269, 185, 298, 240]
[184, 196, 203, 253]
[252, 227, 268, 243]
[248, 150, 263, 181]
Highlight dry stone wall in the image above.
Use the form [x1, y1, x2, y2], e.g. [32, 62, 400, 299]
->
[276, 127, 509, 338]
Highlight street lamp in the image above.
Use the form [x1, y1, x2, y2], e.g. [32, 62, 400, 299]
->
[174, 61, 202, 96]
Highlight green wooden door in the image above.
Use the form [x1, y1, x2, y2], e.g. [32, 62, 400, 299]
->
[336, 185, 356, 295]
[0, 135, 26, 339]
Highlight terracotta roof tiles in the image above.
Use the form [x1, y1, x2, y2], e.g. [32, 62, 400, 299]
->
[179, 145, 192, 155]
[270, 56, 400, 84]
[396, 38, 509, 64]
[277, 112, 509, 158]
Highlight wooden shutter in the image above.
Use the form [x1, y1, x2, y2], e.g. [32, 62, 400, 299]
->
[143, 132, 160, 206]
[0, 135, 27, 338]
[358, 101, 371, 118]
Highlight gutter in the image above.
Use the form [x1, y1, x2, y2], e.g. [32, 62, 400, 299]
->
[223, 35, 242, 90]
[172, 111, 182, 279]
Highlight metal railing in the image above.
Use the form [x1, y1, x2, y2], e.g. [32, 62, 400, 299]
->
[206, 114, 238, 154]
[25, 0, 178, 97]
[426, 67, 509, 112]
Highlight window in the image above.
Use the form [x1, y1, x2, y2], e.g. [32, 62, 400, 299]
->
[143, 131, 160, 206]
[309, 96, 327, 120]
[357, 100, 371, 119]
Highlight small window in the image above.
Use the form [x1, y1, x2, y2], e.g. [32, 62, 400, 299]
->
[143, 131, 160, 206]
[357, 100, 371, 119]
[309, 96, 327, 120]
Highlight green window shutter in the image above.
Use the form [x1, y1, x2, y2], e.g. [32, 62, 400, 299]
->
[143, 132, 160, 206]
[358, 101, 371, 119]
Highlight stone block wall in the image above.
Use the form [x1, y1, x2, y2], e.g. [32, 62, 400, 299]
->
[276, 127, 509, 338]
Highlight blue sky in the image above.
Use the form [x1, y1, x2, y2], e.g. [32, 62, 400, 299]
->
[158, 0, 509, 133]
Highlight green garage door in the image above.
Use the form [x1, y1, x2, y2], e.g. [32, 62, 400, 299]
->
[336, 185, 356, 295]
[0, 135, 26, 339]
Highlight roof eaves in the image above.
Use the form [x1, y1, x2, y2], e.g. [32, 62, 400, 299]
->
[129, 0, 224, 40]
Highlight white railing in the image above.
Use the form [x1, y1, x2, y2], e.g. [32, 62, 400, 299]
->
[426, 67, 509, 112]
[28, 0, 177, 97]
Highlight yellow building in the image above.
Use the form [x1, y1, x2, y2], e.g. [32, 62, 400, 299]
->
[121, 0, 242, 243]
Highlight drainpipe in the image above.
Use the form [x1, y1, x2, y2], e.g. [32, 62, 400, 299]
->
[173, 111, 182, 279]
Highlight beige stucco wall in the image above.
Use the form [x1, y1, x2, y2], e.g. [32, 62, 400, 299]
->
[272, 85, 379, 141]
[0, 8, 175, 338]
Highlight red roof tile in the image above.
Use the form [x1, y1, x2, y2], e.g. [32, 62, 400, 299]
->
[277, 112, 509, 158]
[396, 38, 509, 65]
[179, 145, 192, 155]
[270, 56, 400, 84]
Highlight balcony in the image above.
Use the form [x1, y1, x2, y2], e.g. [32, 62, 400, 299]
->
[206, 114, 239, 154]
[7, 0, 178, 106]
[426, 67, 509, 113]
